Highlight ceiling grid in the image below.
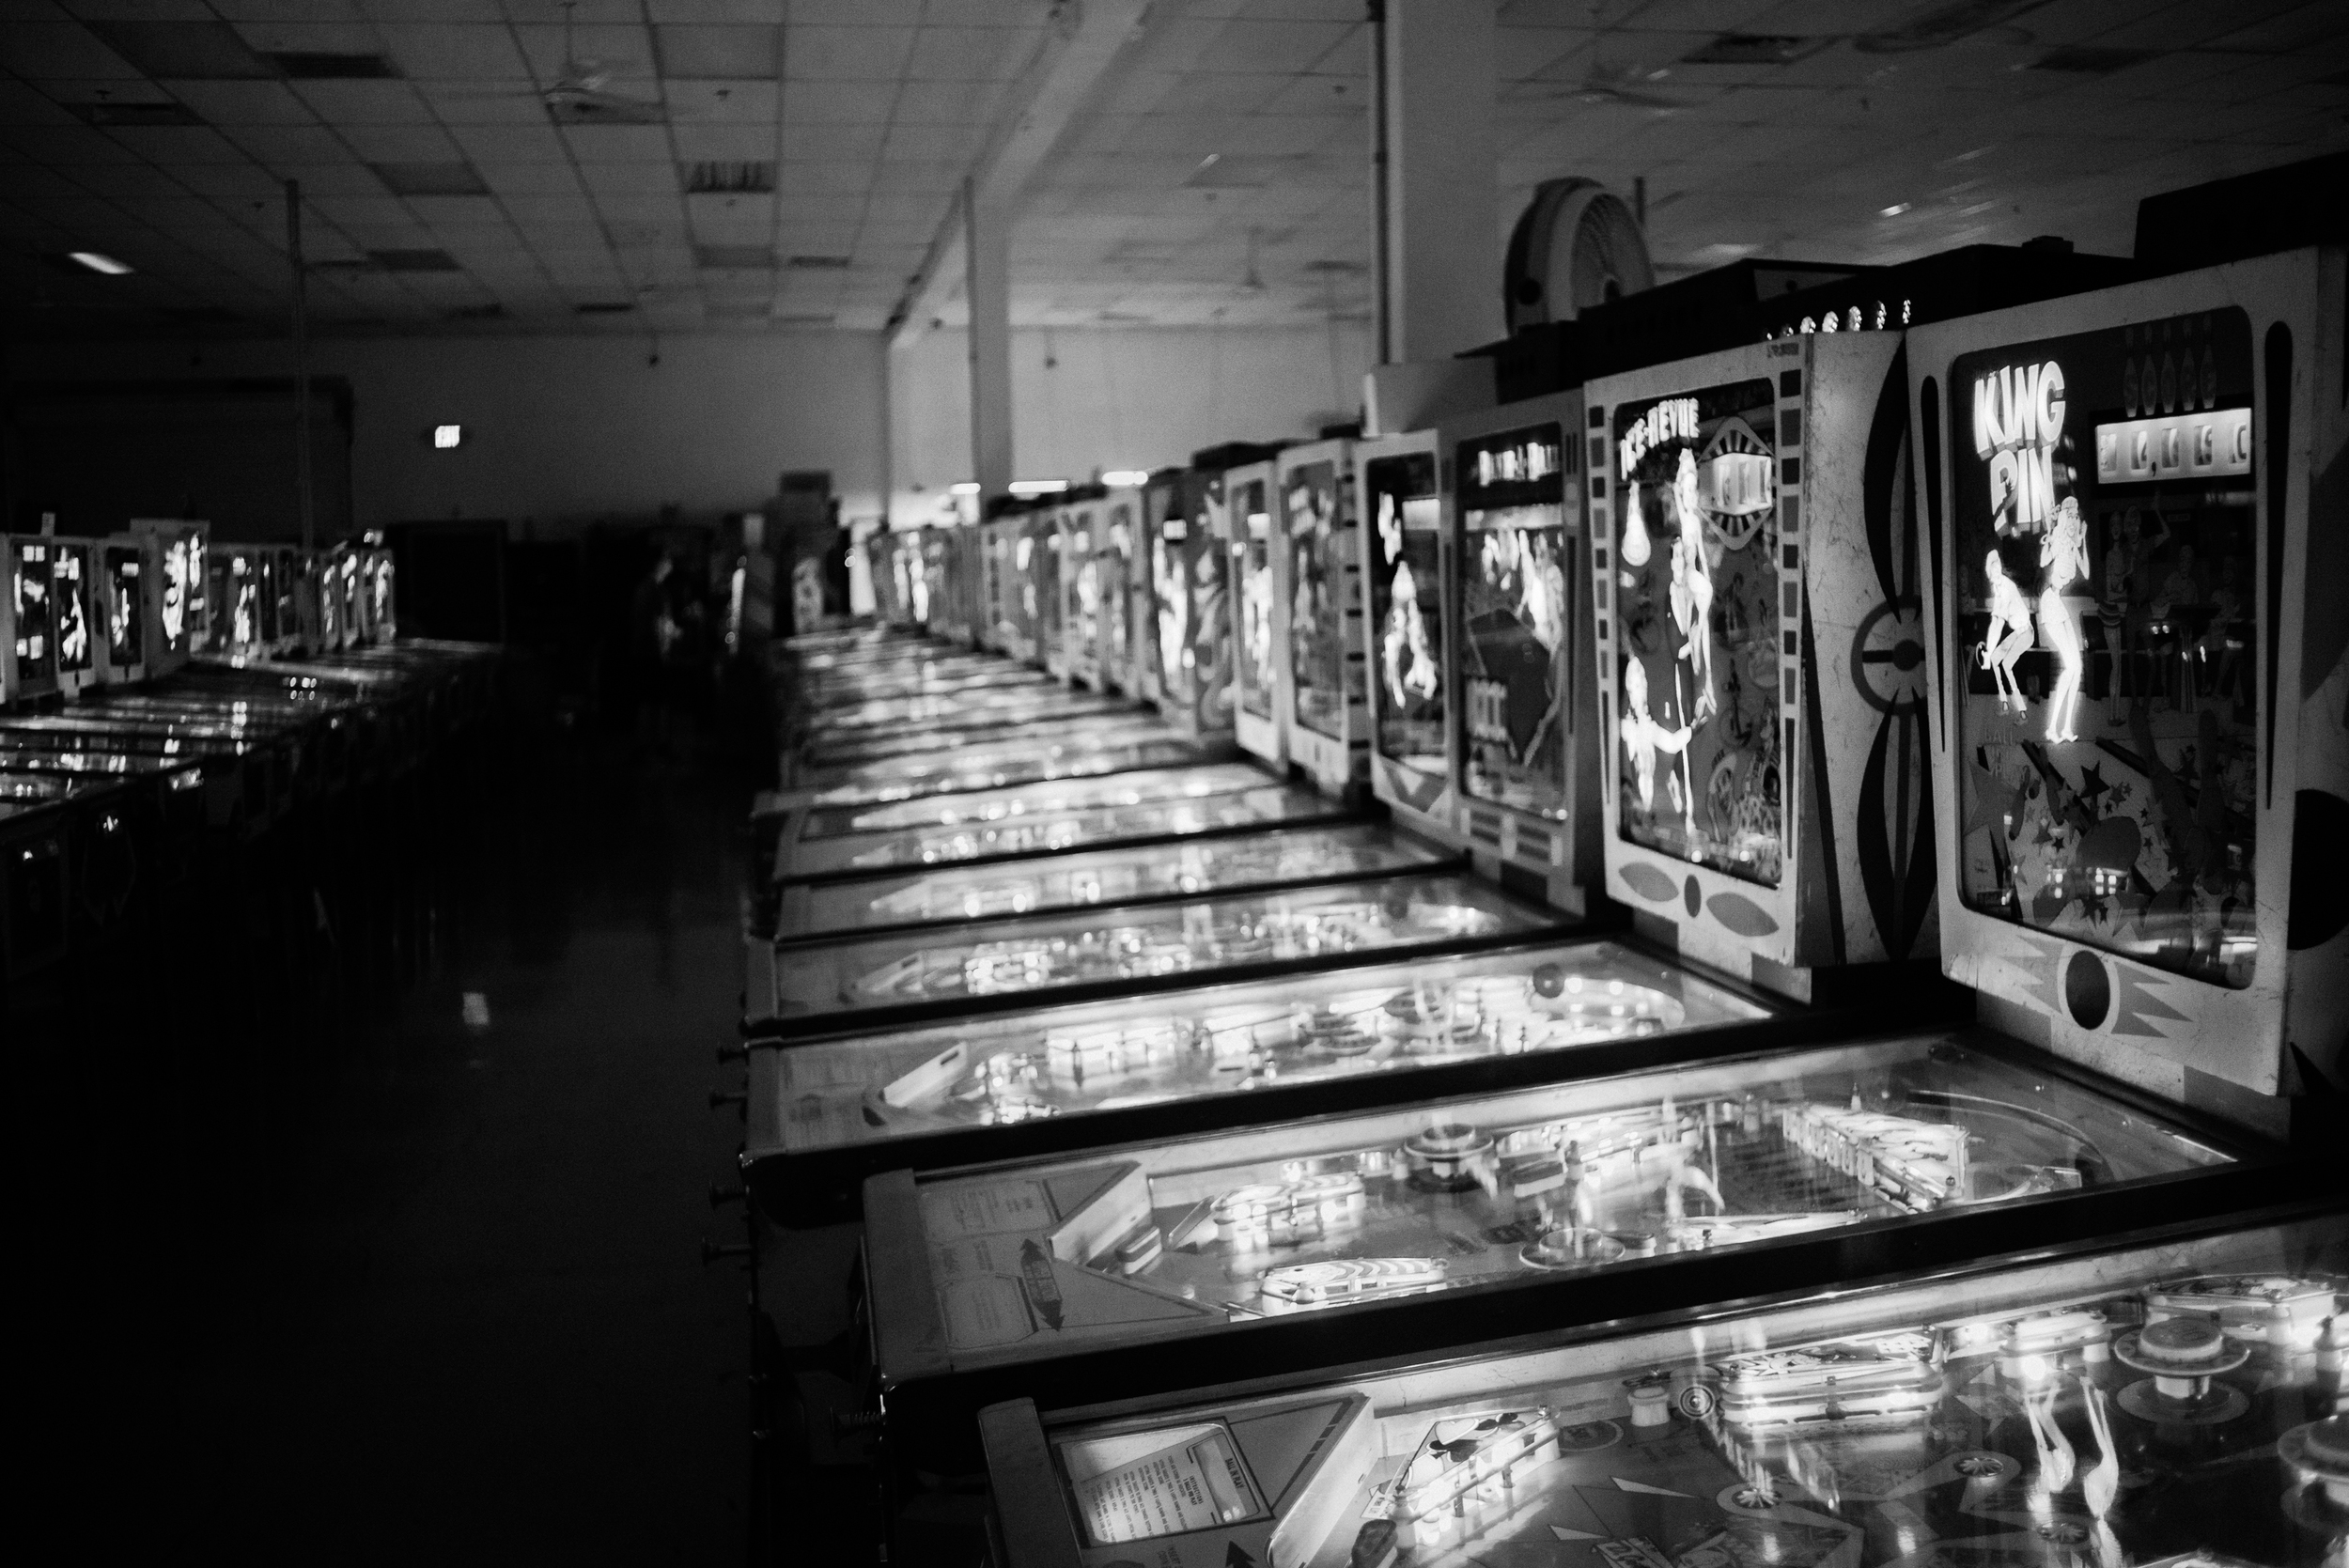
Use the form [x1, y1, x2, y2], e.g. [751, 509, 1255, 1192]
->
[0, 0, 2341, 339]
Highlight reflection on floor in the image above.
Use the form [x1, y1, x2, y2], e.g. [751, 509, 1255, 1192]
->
[20, 722, 754, 1562]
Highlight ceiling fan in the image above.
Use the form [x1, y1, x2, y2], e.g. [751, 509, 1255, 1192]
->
[1535, 3, 1690, 112]
[540, 4, 661, 123]
[446, 4, 663, 125]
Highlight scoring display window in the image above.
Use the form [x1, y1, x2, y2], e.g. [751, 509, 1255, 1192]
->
[1610, 380, 1783, 887]
[1951, 307, 2258, 989]
[1456, 424, 1573, 820]
[1364, 452, 1444, 781]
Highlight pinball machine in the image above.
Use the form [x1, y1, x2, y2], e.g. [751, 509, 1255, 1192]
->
[1096, 485, 1143, 695]
[983, 1198, 2344, 1568]
[1356, 429, 1459, 852]
[1442, 391, 1603, 913]
[1224, 456, 1290, 770]
[1036, 504, 1070, 680]
[1277, 436, 1369, 800]
[741, 862, 1573, 1039]
[926, 248, 2349, 1566]
[1061, 497, 1107, 692]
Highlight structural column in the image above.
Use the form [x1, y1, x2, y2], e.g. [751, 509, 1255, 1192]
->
[1376, 0, 1501, 370]
[964, 179, 1015, 507]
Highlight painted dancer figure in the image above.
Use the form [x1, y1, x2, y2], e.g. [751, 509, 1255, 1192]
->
[1979, 548, 2035, 716]
[1620, 660, 1691, 814]
[1382, 558, 1439, 706]
[1668, 452, 1717, 721]
[2039, 497, 2091, 742]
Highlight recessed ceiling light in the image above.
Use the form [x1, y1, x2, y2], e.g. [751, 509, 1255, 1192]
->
[68, 251, 133, 275]
[1880, 202, 1912, 217]
[949, 482, 980, 495]
[1101, 470, 1150, 487]
[1008, 479, 1069, 496]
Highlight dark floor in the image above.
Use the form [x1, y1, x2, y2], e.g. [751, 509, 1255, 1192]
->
[23, 716, 760, 1561]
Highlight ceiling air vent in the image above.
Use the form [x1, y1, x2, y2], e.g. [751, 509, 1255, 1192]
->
[369, 249, 461, 272]
[685, 161, 775, 194]
[71, 101, 202, 128]
[266, 52, 399, 79]
[372, 163, 491, 196]
[1681, 35, 1823, 65]
[2030, 46, 2159, 73]
[697, 245, 775, 270]
[786, 255, 851, 270]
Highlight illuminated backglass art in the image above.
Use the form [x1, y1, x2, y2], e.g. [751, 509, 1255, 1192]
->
[104, 547, 142, 669]
[1235, 476, 1276, 722]
[52, 548, 90, 677]
[1611, 380, 1782, 887]
[1952, 308, 2257, 989]
[1457, 424, 1572, 819]
[1284, 460, 1352, 741]
[1363, 452, 1444, 781]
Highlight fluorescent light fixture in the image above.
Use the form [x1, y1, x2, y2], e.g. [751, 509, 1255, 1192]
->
[1101, 469, 1150, 487]
[1008, 478, 1069, 496]
[68, 251, 133, 275]
[949, 481, 980, 495]
[1879, 202, 1912, 217]
[432, 424, 463, 449]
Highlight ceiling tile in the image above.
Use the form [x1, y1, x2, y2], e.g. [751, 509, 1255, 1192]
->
[646, 0, 786, 23]
[672, 122, 779, 160]
[162, 78, 319, 125]
[341, 124, 464, 163]
[903, 26, 1032, 83]
[0, 23, 142, 79]
[476, 162, 584, 194]
[774, 119, 884, 160]
[666, 79, 778, 121]
[658, 24, 778, 79]
[786, 24, 915, 80]
[414, 83, 550, 124]
[375, 23, 529, 79]
[783, 80, 895, 123]
[513, 23, 655, 82]
[447, 120, 569, 163]
[562, 123, 674, 162]
[290, 79, 437, 124]
[103, 124, 252, 163]
[223, 123, 351, 166]
[578, 162, 679, 194]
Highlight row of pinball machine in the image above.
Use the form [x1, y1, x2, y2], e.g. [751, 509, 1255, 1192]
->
[727, 240, 2345, 1568]
[0, 515, 500, 997]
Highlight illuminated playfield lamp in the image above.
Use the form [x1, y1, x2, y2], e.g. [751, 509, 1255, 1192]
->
[1007, 478, 1069, 496]
[432, 425, 463, 449]
[1101, 469, 1150, 487]
[1880, 202, 1913, 217]
[68, 250, 133, 275]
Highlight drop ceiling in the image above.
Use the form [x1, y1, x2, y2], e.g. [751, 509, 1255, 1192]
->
[1, 0, 2342, 340]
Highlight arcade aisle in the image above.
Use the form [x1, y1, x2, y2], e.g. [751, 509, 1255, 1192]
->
[18, 716, 757, 1563]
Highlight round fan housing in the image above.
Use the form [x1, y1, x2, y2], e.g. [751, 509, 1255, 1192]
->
[1503, 178, 1655, 333]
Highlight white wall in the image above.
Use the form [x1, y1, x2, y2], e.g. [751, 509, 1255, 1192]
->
[888, 322, 1375, 526]
[8, 321, 1377, 538]
[5, 332, 887, 533]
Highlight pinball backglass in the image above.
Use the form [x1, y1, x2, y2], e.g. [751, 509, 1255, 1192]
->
[1277, 438, 1368, 797]
[1358, 431, 1461, 848]
[1911, 246, 2346, 1102]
